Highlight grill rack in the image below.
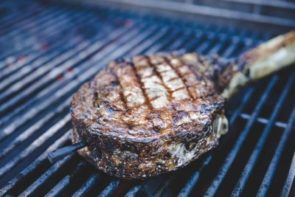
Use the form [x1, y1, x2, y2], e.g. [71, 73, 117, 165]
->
[0, 0, 294, 196]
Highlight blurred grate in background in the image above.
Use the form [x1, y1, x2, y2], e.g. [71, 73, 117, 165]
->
[0, 0, 294, 196]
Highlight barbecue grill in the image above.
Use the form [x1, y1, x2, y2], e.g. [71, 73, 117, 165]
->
[0, 0, 294, 196]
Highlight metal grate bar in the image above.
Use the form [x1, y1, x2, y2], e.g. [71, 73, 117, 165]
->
[0, 34, 112, 99]
[0, 24, 153, 179]
[0, 112, 71, 162]
[239, 113, 288, 128]
[156, 23, 256, 196]
[178, 156, 212, 196]
[61, 25, 187, 196]
[18, 155, 74, 196]
[0, 4, 77, 38]
[124, 185, 142, 197]
[44, 175, 70, 197]
[0, 13, 89, 75]
[43, 162, 91, 197]
[0, 8, 67, 56]
[0, 15, 134, 96]
[204, 75, 279, 196]
[0, 12, 100, 89]
[223, 37, 245, 58]
[69, 28, 187, 195]
[72, 174, 101, 197]
[208, 34, 228, 55]
[114, 32, 208, 196]
[66, 18, 213, 197]
[0, 106, 70, 158]
[229, 89, 255, 124]
[281, 151, 295, 197]
[177, 87, 255, 196]
[0, 8, 71, 40]
[257, 108, 295, 196]
[231, 74, 294, 195]
[0, 132, 69, 196]
[0, 18, 183, 194]
[0, 4, 45, 36]
[0, 115, 71, 182]
[0, 1, 41, 25]
[98, 180, 121, 197]
[0, 25, 134, 116]
[0, 8, 101, 76]
[2, 8, 111, 71]
[123, 25, 242, 196]
[0, 97, 69, 155]
[0, 26, 153, 149]
[0, 1, 294, 196]
[0, 1, 43, 25]
[195, 33, 216, 54]
[0, 22, 153, 145]
[0, 24, 136, 126]
[77, 27, 189, 196]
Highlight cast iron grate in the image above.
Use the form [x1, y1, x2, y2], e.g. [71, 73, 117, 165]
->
[0, 0, 294, 196]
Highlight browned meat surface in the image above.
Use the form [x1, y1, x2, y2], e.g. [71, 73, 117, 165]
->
[71, 53, 232, 178]
[71, 31, 295, 179]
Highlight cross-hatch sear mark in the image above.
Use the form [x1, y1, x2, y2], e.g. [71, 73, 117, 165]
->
[108, 69, 128, 111]
[150, 55, 201, 127]
[150, 56, 191, 102]
[176, 55, 205, 99]
[104, 54, 222, 134]
[134, 56, 170, 109]
[129, 61, 153, 110]
[115, 62, 146, 108]
[164, 56, 195, 101]
[180, 53, 217, 99]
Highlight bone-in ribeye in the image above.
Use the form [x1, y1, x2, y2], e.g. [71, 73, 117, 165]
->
[71, 31, 295, 179]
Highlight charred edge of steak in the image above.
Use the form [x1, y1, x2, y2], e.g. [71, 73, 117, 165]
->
[71, 112, 227, 179]
[71, 53, 229, 179]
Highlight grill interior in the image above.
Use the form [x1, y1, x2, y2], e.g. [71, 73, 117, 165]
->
[0, 0, 294, 196]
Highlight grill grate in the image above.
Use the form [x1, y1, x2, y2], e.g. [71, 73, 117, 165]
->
[0, 0, 294, 196]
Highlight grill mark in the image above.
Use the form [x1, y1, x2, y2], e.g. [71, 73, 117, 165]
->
[158, 55, 194, 129]
[165, 56, 194, 100]
[141, 73, 154, 79]
[146, 56, 173, 133]
[129, 61, 153, 110]
[110, 68, 128, 111]
[93, 91, 98, 107]
[182, 55, 213, 99]
[181, 72, 192, 78]
[167, 76, 180, 82]
[173, 87, 186, 92]
[160, 69, 173, 74]
[146, 56, 173, 103]
[149, 95, 161, 102]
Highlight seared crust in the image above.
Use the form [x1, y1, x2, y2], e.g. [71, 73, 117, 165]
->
[71, 53, 228, 178]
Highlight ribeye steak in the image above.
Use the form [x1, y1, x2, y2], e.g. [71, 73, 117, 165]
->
[71, 31, 295, 178]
